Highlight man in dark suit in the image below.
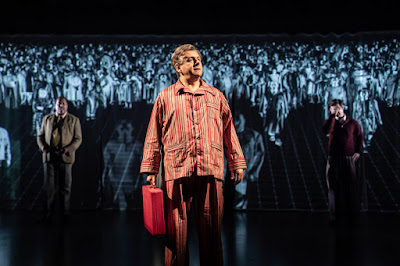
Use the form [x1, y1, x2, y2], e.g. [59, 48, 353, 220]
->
[37, 96, 82, 221]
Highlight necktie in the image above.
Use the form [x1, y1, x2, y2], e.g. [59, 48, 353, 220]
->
[51, 116, 61, 148]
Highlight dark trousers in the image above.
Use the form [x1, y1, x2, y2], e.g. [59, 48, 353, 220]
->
[164, 175, 224, 266]
[43, 161, 73, 215]
[326, 156, 360, 221]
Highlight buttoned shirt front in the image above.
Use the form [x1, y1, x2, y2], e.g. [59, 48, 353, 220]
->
[140, 79, 247, 182]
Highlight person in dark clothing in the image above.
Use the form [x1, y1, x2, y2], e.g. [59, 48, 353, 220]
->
[323, 99, 363, 224]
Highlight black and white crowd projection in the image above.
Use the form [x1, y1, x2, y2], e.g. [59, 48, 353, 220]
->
[0, 33, 400, 212]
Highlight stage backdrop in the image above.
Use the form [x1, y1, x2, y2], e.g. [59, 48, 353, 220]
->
[0, 33, 399, 212]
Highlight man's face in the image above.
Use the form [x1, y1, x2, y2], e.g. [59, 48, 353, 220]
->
[330, 104, 344, 117]
[55, 98, 68, 115]
[176, 50, 202, 78]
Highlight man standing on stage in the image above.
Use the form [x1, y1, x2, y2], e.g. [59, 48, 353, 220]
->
[37, 96, 82, 222]
[323, 99, 363, 224]
[140, 44, 247, 266]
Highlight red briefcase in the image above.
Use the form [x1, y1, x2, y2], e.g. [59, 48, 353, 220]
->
[142, 185, 166, 235]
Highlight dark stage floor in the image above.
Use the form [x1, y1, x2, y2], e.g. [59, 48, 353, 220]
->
[0, 210, 399, 266]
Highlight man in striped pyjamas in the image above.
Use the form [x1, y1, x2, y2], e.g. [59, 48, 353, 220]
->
[140, 44, 247, 266]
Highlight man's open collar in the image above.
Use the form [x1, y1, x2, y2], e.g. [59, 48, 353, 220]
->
[174, 79, 215, 95]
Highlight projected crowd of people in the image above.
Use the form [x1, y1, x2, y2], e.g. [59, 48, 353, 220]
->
[0, 37, 399, 210]
[1, 38, 398, 147]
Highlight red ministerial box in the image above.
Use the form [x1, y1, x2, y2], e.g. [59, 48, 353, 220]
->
[142, 185, 166, 235]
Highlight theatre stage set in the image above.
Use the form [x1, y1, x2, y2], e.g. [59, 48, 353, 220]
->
[1, 0, 400, 265]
